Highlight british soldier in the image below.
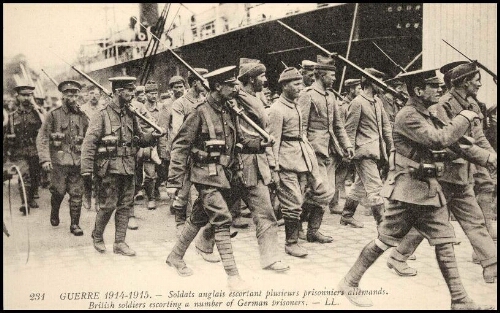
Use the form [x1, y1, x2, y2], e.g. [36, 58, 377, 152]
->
[37, 80, 89, 236]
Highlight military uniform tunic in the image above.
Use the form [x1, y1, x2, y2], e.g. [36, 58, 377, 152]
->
[394, 89, 497, 268]
[268, 95, 329, 221]
[168, 94, 239, 227]
[37, 104, 89, 205]
[5, 104, 44, 202]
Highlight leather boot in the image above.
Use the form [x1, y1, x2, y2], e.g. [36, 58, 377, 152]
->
[50, 194, 64, 226]
[329, 189, 342, 214]
[92, 209, 113, 253]
[167, 219, 201, 276]
[340, 240, 385, 307]
[69, 205, 83, 236]
[306, 207, 333, 243]
[195, 224, 219, 263]
[113, 242, 136, 256]
[128, 216, 139, 230]
[483, 263, 497, 284]
[387, 256, 417, 276]
[284, 219, 308, 257]
[451, 297, 495, 310]
[371, 204, 385, 225]
[27, 185, 38, 209]
[227, 275, 250, 291]
[33, 187, 40, 199]
[340, 198, 363, 228]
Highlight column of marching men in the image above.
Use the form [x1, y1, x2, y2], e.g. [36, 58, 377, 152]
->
[3, 54, 497, 308]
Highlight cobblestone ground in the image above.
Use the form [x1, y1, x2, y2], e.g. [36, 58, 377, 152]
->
[3, 181, 497, 310]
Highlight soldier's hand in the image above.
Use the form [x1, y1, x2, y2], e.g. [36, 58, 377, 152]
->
[346, 147, 355, 159]
[271, 170, 280, 189]
[166, 187, 179, 199]
[261, 135, 275, 148]
[486, 153, 497, 172]
[42, 161, 53, 172]
[152, 128, 165, 138]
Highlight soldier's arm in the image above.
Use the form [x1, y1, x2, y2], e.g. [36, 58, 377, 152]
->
[36, 111, 54, 165]
[345, 99, 361, 147]
[332, 100, 353, 149]
[170, 100, 185, 141]
[157, 105, 171, 159]
[380, 103, 394, 152]
[268, 106, 284, 171]
[297, 92, 312, 131]
[80, 111, 103, 175]
[167, 110, 201, 188]
[395, 107, 474, 150]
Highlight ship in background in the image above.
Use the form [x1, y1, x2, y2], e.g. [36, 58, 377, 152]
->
[74, 3, 423, 94]
[71, 3, 496, 105]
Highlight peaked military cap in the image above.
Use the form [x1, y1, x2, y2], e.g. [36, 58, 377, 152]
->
[168, 76, 186, 86]
[238, 58, 266, 80]
[344, 78, 361, 87]
[58, 80, 82, 93]
[204, 66, 238, 85]
[188, 68, 209, 79]
[278, 67, 303, 83]
[145, 80, 159, 92]
[14, 82, 36, 94]
[301, 60, 317, 71]
[135, 86, 145, 94]
[109, 76, 137, 91]
[440, 61, 469, 75]
[398, 68, 442, 85]
[450, 61, 480, 83]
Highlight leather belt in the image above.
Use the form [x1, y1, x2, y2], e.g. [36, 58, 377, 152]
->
[281, 135, 302, 141]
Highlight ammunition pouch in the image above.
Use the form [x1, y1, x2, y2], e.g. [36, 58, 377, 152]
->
[393, 152, 443, 198]
[203, 139, 225, 154]
[430, 150, 448, 162]
[50, 132, 66, 150]
[142, 147, 154, 162]
[72, 136, 84, 153]
[97, 135, 118, 156]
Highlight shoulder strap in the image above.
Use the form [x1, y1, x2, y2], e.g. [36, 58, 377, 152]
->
[104, 107, 112, 136]
[198, 105, 217, 140]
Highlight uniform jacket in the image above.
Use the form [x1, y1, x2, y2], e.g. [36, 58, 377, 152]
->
[268, 95, 322, 188]
[377, 93, 398, 128]
[81, 100, 155, 177]
[235, 89, 275, 187]
[6, 104, 43, 159]
[380, 97, 475, 207]
[345, 92, 393, 162]
[167, 94, 239, 189]
[157, 99, 173, 160]
[79, 101, 105, 121]
[298, 85, 352, 158]
[160, 94, 203, 161]
[37, 104, 89, 167]
[339, 94, 353, 121]
[430, 88, 493, 185]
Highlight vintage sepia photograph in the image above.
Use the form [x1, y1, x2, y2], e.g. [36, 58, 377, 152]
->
[3, 3, 497, 310]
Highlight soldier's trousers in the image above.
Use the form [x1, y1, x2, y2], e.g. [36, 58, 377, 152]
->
[332, 159, 355, 206]
[474, 165, 496, 220]
[205, 179, 281, 268]
[391, 182, 497, 268]
[95, 174, 134, 243]
[28, 155, 41, 193]
[50, 165, 84, 223]
[278, 170, 331, 221]
[190, 184, 239, 276]
[134, 157, 144, 196]
[143, 161, 160, 200]
[347, 158, 384, 206]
